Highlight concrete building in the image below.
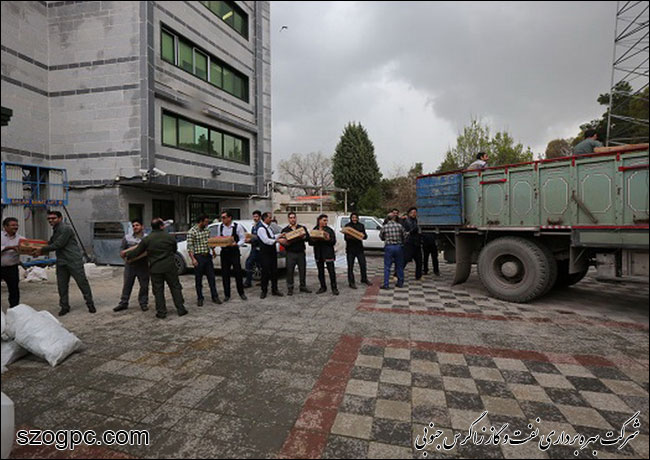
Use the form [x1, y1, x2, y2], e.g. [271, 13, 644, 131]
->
[1, 1, 272, 252]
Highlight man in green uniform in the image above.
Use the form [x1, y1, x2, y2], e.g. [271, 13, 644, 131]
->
[35, 210, 95, 316]
[573, 129, 603, 155]
[126, 218, 188, 319]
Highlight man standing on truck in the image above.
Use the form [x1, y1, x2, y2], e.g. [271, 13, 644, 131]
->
[467, 152, 489, 170]
[402, 207, 423, 280]
[35, 210, 96, 316]
[573, 129, 603, 155]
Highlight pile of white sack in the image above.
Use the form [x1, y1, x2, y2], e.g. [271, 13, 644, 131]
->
[1, 305, 83, 373]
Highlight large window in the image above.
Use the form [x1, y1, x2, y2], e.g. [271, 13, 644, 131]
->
[153, 199, 175, 221]
[162, 111, 250, 165]
[160, 26, 249, 102]
[190, 198, 219, 224]
[200, 1, 248, 39]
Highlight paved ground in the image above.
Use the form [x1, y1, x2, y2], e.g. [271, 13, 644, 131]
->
[1, 254, 648, 459]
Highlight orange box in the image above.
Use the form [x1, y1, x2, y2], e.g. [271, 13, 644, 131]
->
[285, 227, 306, 241]
[309, 230, 328, 240]
[208, 236, 235, 248]
[341, 226, 364, 241]
[18, 239, 48, 255]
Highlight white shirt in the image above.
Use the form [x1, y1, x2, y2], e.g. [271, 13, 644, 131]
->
[257, 222, 278, 246]
[467, 159, 487, 170]
[1, 230, 23, 267]
[219, 222, 246, 248]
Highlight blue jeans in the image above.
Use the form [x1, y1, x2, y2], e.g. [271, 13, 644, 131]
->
[384, 244, 404, 287]
[245, 248, 260, 285]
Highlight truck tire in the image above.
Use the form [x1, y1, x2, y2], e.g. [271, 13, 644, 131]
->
[477, 237, 556, 303]
[174, 253, 187, 275]
[554, 259, 589, 288]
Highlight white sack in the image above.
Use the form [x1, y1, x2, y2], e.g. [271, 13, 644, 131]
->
[0, 341, 28, 372]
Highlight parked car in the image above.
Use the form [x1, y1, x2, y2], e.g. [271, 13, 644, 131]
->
[175, 220, 286, 275]
[334, 215, 384, 251]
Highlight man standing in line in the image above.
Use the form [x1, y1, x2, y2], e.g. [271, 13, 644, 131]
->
[217, 210, 247, 302]
[379, 213, 406, 290]
[244, 210, 262, 288]
[35, 210, 95, 316]
[344, 213, 371, 289]
[1, 217, 24, 308]
[187, 214, 221, 307]
[114, 219, 150, 312]
[402, 207, 423, 280]
[279, 212, 312, 296]
[383, 208, 400, 225]
[257, 212, 283, 299]
[126, 218, 188, 319]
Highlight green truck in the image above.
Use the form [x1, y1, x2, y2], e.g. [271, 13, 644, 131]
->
[416, 144, 649, 303]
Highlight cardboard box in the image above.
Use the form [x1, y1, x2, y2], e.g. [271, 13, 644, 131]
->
[309, 230, 328, 240]
[245, 233, 253, 243]
[285, 227, 306, 241]
[341, 226, 364, 241]
[122, 245, 147, 264]
[18, 239, 48, 255]
[208, 236, 235, 248]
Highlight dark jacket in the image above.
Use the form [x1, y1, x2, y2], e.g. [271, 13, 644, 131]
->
[42, 223, 84, 267]
[402, 217, 421, 246]
[126, 229, 178, 274]
[281, 224, 310, 253]
[309, 226, 336, 261]
[344, 221, 368, 252]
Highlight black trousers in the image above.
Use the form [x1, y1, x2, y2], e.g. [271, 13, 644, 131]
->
[260, 247, 278, 294]
[423, 241, 440, 274]
[286, 251, 307, 289]
[151, 270, 185, 315]
[346, 249, 368, 285]
[221, 247, 244, 297]
[403, 243, 423, 279]
[118, 262, 149, 308]
[1, 264, 20, 307]
[195, 254, 218, 300]
[317, 260, 337, 290]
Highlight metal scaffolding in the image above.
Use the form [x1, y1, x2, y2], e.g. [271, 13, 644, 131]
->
[606, 1, 649, 146]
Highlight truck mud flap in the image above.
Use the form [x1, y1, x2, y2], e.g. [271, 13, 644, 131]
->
[452, 234, 474, 285]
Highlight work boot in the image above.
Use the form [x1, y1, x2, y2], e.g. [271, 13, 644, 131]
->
[113, 304, 128, 312]
[316, 286, 327, 294]
[58, 307, 70, 317]
[240, 294, 248, 301]
[140, 305, 149, 312]
[224, 296, 231, 302]
[300, 286, 312, 293]
[177, 308, 188, 317]
[156, 312, 167, 319]
[349, 283, 357, 289]
[260, 291, 267, 299]
[88, 305, 96, 314]
[332, 287, 340, 296]
[197, 298, 204, 307]
[212, 297, 222, 305]
[272, 290, 284, 297]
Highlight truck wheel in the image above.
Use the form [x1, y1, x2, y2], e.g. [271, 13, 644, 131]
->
[554, 260, 589, 288]
[477, 237, 555, 303]
[174, 253, 187, 275]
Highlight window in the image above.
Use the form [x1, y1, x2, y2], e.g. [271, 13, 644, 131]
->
[361, 218, 381, 230]
[161, 30, 175, 64]
[189, 198, 219, 225]
[194, 49, 208, 81]
[160, 26, 249, 102]
[153, 199, 175, 221]
[128, 204, 144, 223]
[224, 208, 241, 220]
[162, 113, 177, 146]
[202, 1, 248, 39]
[162, 111, 250, 165]
[178, 39, 193, 73]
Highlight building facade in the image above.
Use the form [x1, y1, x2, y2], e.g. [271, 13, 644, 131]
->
[1, 1, 271, 251]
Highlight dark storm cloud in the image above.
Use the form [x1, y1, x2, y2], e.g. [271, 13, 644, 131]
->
[271, 1, 616, 174]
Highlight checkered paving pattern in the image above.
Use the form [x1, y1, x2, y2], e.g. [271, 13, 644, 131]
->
[357, 262, 649, 331]
[280, 336, 649, 459]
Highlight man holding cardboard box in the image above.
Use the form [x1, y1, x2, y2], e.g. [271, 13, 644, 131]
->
[280, 212, 312, 296]
[187, 215, 221, 307]
[217, 210, 247, 302]
[35, 210, 95, 316]
[1, 217, 24, 307]
[343, 213, 371, 289]
[114, 219, 150, 312]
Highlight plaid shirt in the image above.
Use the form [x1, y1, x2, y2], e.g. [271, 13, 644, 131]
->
[187, 224, 211, 255]
[380, 220, 406, 246]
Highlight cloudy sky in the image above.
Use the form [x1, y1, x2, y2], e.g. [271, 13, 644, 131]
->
[270, 1, 618, 176]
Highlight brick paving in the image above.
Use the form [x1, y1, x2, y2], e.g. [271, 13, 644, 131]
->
[1, 255, 648, 459]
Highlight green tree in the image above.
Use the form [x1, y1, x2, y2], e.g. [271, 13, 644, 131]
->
[545, 139, 573, 159]
[332, 122, 382, 210]
[436, 119, 532, 172]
